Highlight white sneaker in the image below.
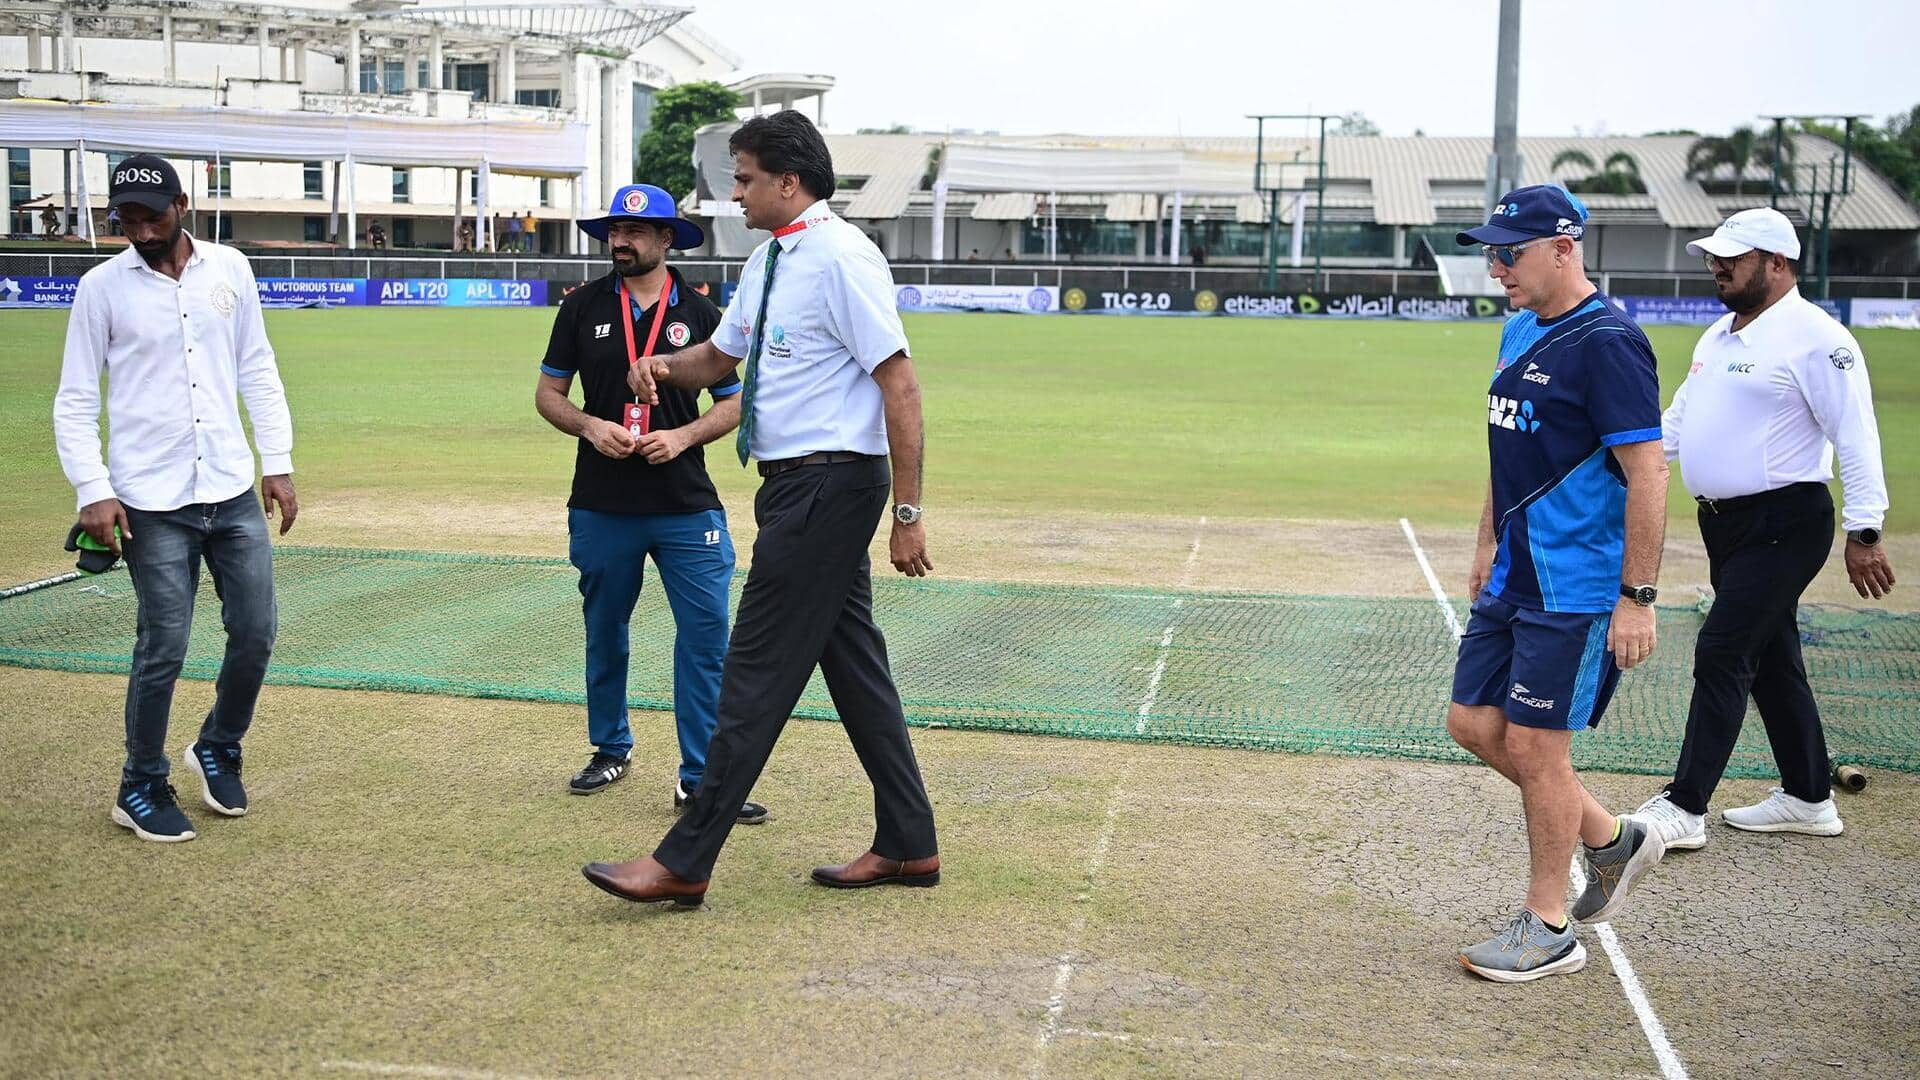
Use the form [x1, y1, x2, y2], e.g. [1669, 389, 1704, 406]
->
[1722, 787, 1845, 836]
[1630, 792, 1707, 850]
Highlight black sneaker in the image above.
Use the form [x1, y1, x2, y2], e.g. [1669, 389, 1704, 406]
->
[112, 779, 196, 843]
[569, 752, 629, 795]
[675, 779, 768, 825]
[184, 740, 248, 817]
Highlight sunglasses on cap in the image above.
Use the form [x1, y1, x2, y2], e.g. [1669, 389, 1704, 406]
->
[1482, 238, 1553, 268]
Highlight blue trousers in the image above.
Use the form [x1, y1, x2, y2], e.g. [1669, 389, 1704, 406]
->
[121, 490, 277, 783]
[568, 507, 733, 786]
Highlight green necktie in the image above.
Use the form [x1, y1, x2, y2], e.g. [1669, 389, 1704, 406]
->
[735, 241, 783, 466]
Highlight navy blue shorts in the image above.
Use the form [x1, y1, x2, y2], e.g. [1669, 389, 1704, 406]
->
[1451, 592, 1620, 731]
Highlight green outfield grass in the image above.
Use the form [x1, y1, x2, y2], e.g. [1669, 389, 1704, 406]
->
[3, 307, 1916, 575]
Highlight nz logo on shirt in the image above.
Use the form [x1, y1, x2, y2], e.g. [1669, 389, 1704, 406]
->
[1489, 394, 1541, 433]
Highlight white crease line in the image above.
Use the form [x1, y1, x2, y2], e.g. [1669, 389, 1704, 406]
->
[1028, 774, 1129, 1079]
[1398, 516, 1464, 640]
[1135, 517, 1207, 737]
[1565, 861, 1689, 1080]
[321, 1062, 557, 1080]
[1030, 516, 1208, 1079]
[1400, 516, 1686, 1080]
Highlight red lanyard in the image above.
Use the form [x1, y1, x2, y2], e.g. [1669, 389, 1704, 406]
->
[772, 213, 828, 239]
[617, 274, 673, 371]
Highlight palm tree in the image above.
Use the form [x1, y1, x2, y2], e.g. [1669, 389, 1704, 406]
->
[1685, 126, 1796, 195]
[1549, 149, 1646, 194]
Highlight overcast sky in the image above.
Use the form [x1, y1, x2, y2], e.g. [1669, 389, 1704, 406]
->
[688, 0, 1919, 139]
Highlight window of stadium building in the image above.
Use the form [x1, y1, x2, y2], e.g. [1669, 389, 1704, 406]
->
[516, 89, 561, 108]
[207, 161, 232, 198]
[1407, 227, 1475, 258]
[393, 219, 413, 247]
[304, 216, 327, 243]
[392, 169, 410, 203]
[303, 161, 324, 199]
[451, 64, 490, 102]
[10, 149, 33, 213]
[1179, 221, 1269, 259]
[1297, 222, 1394, 259]
[539, 178, 551, 207]
[1021, 221, 1137, 257]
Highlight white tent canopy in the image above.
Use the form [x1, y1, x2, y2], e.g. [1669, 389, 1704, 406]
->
[931, 141, 1255, 262]
[0, 100, 587, 248]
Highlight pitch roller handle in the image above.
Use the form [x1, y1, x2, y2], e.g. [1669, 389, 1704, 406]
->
[1829, 758, 1868, 793]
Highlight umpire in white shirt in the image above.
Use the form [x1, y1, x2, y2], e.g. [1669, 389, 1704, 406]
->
[1634, 208, 1893, 849]
[53, 155, 297, 844]
[582, 110, 938, 906]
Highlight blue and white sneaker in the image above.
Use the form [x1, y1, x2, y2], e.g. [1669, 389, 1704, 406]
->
[112, 779, 197, 843]
[184, 740, 249, 817]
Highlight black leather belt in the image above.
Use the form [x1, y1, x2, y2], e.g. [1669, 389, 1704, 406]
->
[756, 451, 881, 478]
[1695, 481, 1825, 514]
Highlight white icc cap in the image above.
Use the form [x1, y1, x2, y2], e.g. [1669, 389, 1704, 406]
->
[1686, 207, 1803, 260]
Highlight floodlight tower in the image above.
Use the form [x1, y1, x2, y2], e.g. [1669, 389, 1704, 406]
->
[1249, 113, 1334, 289]
[1762, 114, 1869, 300]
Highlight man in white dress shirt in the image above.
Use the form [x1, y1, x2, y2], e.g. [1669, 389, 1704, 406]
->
[54, 154, 297, 843]
[582, 110, 938, 905]
[1633, 207, 1894, 848]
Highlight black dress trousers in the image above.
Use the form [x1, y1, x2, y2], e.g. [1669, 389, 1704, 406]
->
[1668, 481, 1837, 813]
[653, 456, 938, 881]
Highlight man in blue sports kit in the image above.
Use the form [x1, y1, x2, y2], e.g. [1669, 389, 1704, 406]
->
[535, 183, 766, 824]
[1446, 186, 1671, 982]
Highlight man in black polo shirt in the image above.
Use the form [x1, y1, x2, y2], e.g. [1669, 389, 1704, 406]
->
[535, 182, 765, 825]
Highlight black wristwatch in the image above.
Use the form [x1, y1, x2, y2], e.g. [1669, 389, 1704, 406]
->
[1850, 527, 1882, 547]
[1620, 583, 1658, 607]
[893, 503, 922, 525]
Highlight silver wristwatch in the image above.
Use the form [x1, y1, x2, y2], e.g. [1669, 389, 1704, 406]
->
[893, 503, 922, 525]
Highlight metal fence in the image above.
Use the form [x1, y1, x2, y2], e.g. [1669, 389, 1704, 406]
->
[3, 249, 1916, 300]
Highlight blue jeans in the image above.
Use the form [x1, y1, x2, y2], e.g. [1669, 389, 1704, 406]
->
[568, 507, 734, 787]
[121, 490, 277, 783]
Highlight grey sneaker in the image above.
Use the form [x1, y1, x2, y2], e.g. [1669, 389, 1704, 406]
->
[1458, 909, 1586, 983]
[1571, 815, 1666, 923]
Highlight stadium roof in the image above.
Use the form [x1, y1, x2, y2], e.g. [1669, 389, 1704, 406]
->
[785, 132, 1920, 232]
[0, 0, 690, 58]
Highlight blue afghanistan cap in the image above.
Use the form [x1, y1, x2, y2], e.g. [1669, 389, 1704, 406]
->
[578, 183, 705, 249]
[1456, 184, 1588, 247]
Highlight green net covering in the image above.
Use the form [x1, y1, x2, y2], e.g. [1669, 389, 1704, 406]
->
[2, 546, 1916, 778]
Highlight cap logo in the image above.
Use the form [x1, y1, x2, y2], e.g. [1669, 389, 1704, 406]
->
[622, 189, 648, 213]
[1494, 203, 1518, 217]
[114, 167, 167, 187]
[1553, 216, 1583, 237]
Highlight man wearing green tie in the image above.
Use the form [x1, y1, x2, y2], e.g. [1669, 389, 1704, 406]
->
[581, 110, 939, 907]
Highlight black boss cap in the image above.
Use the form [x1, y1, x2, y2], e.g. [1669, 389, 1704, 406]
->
[108, 154, 183, 212]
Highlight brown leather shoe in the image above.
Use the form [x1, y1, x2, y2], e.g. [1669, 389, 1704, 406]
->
[810, 850, 940, 889]
[581, 855, 707, 907]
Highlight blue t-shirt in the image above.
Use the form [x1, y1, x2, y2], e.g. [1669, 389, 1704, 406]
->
[1485, 294, 1661, 613]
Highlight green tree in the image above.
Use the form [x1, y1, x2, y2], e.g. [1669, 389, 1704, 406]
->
[1331, 111, 1380, 136]
[1796, 107, 1920, 206]
[1548, 148, 1647, 194]
[633, 81, 743, 200]
[1686, 125, 1794, 196]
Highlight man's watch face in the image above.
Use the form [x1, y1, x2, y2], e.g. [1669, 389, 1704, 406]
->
[894, 504, 922, 525]
[1855, 528, 1882, 546]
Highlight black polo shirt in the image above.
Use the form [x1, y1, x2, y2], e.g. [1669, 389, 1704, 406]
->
[539, 267, 739, 515]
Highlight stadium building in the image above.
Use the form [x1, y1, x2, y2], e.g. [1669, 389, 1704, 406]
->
[0, 0, 828, 252]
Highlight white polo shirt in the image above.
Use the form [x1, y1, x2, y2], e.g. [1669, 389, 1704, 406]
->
[1662, 287, 1887, 531]
[54, 234, 294, 512]
[712, 201, 909, 461]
